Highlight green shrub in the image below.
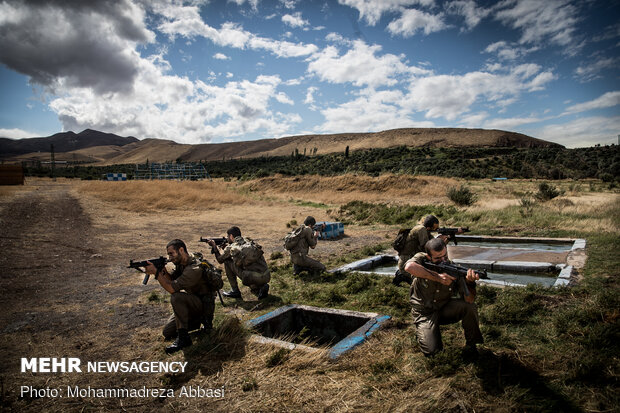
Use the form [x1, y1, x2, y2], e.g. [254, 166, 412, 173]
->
[535, 182, 563, 201]
[265, 348, 290, 367]
[447, 185, 477, 206]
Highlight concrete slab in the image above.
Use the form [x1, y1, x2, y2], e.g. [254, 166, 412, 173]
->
[493, 261, 555, 272]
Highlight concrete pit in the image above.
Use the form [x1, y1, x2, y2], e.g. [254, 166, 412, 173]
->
[246, 304, 391, 359]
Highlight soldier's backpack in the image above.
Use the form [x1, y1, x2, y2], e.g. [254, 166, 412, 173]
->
[284, 226, 304, 250]
[229, 238, 264, 268]
[392, 228, 411, 253]
[193, 252, 224, 290]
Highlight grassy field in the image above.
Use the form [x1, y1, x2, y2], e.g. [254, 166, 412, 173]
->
[66, 175, 620, 411]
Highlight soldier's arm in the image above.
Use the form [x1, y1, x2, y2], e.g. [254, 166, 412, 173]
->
[404, 259, 455, 286]
[306, 227, 318, 248]
[144, 262, 175, 293]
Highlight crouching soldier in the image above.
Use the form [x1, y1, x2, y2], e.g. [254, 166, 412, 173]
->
[144, 239, 217, 354]
[209, 226, 270, 300]
[404, 237, 483, 357]
[284, 216, 326, 275]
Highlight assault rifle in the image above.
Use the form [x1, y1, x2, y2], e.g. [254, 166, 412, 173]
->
[312, 223, 326, 234]
[436, 227, 470, 245]
[128, 256, 169, 285]
[420, 261, 487, 297]
[199, 236, 228, 254]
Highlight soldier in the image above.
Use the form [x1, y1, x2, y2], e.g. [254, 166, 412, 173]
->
[393, 215, 464, 286]
[144, 239, 216, 354]
[404, 237, 483, 357]
[393, 215, 439, 285]
[208, 226, 270, 300]
[285, 216, 326, 275]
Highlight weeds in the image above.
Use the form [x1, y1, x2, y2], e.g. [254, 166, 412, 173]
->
[447, 185, 477, 206]
[535, 182, 563, 201]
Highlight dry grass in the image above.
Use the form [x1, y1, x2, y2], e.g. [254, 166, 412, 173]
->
[238, 174, 460, 205]
[76, 180, 248, 212]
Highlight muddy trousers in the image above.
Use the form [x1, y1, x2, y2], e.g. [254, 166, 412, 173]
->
[162, 291, 215, 340]
[412, 299, 483, 356]
[224, 260, 271, 295]
[290, 252, 326, 272]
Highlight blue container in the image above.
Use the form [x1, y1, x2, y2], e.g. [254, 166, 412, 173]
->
[316, 221, 344, 240]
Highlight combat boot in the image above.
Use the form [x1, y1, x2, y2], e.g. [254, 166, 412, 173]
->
[222, 289, 242, 298]
[165, 329, 192, 354]
[257, 283, 270, 300]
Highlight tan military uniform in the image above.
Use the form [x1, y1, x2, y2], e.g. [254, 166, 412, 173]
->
[162, 255, 215, 339]
[407, 252, 482, 356]
[397, 224, 431, 272]
[215, 236, 270, 295]
[289, 225, 326, 272]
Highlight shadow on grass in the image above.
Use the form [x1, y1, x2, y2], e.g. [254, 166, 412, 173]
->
[475, 349, 581, 412]
[160, 316, 248, 389]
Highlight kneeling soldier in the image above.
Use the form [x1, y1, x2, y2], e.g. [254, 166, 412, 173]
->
[209, 226, 270, 300]
[404, 237, 483, 356]
[144, 239, 216, 354]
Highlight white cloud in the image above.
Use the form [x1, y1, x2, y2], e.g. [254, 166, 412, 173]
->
[494, 0, 581, 52]
[575, 56, 620, 83]
[535, 116, 620, 147]
[563, 91, 620, 116]
[282, 12, 308, 28]
[304, 86, 318, 104]
[446, 0, 491, 31]
[307, 40, 421, 88]
[483, 41, 537, 60]
[279, 0, 300, 9]
[387, 8, 446, 37]
[0, 128, 40, 139]
[338, 0, 435, 26]
[155, 3, 318, 58]
[275, 92, 294, 105]
[47, 51, 302, 144]
[403, 64, 555, 120]
[213, 53, 230, 60]
[483, 116, 543, 130]
[318, 88, 433, 133]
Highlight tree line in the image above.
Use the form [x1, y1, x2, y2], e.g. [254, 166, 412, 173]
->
[22, 145, 619, 181]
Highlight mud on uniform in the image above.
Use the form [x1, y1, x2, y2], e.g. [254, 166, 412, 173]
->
[407, 252, 483, 356]
[288, 225, 326, 272]
[162, 255, 216, 339]
[396, 224, 432, 284]
[215, 236, 270, 295]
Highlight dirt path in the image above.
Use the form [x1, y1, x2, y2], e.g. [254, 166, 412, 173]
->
[0, 183, 173, 411]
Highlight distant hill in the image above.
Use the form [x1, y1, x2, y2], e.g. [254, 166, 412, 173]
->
[99, 128, 561, 165]
[0, 129, 138, 157]
[2, 127, 562, 165]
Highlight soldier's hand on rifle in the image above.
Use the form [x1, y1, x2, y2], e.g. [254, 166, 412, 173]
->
[207, 239, 217, 248]
[438, 234, 450, 243]
[457, 227, 465, 234]
[144, 261, 158, 275]
[465, 268, 479, 283]
[437, 273, 456, 286]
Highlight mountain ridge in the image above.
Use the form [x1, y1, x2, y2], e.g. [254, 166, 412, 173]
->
[2, 127, 563, 164]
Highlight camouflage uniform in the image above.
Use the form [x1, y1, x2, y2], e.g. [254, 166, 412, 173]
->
[407, 252, 483, 356]
[289, 225, 326, 272]
[162, 255, 215, 339]
[395, 224, 432, 284]
[215, 236, 270, 296]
